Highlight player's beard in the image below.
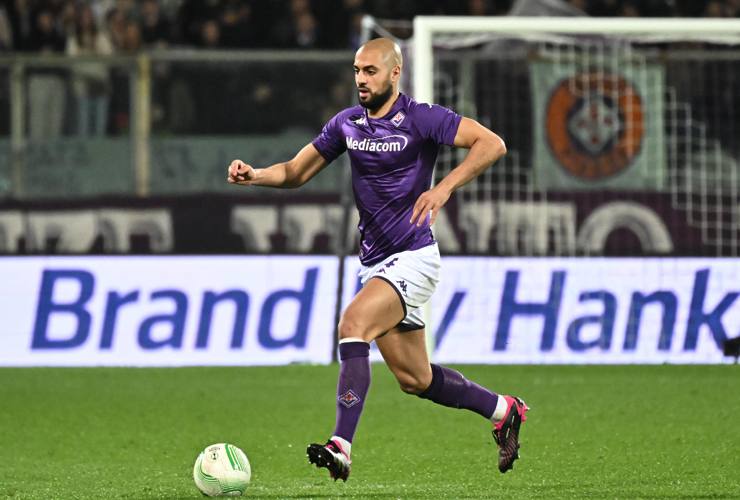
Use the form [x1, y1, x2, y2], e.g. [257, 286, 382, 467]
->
[358, 80, 393, 112]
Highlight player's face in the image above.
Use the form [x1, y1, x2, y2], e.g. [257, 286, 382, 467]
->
[354, 51, 396, 111]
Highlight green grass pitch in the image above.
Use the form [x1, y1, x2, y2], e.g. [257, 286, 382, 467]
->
[1, 365, 738, 499]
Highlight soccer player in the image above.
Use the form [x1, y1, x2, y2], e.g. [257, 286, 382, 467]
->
[227, 38, 528, 480]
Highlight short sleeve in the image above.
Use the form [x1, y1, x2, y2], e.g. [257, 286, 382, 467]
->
[414, 103, 462, 146]
[312, 112, 347, 163]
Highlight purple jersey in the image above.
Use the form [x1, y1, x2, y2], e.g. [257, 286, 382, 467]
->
[312, 93, 462, 266]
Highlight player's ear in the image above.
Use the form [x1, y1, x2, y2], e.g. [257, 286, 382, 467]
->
[391, 65, 401, 82]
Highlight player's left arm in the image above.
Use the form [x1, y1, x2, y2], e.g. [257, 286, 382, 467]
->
[410, 117, 506, 226]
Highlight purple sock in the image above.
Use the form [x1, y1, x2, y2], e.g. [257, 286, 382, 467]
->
[418, 364, 499, 419]
[332, 341, 371, 443]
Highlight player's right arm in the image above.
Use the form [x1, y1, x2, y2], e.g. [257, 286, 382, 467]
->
[227, 143, 328, 189]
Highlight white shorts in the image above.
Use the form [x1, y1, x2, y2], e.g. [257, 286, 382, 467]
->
[358, 242, 441, 331]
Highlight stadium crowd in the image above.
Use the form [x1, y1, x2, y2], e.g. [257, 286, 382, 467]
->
[0, 0, 736, 138]
[1, 0, 739, 53]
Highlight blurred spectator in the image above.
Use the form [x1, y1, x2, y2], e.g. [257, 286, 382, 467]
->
[7, 0, 34, 51]
[141, 0, 172, 48]
[347, 10, 364, 49]
[468, 0, 487, 15]
[59, 0, 77, 37]
[113, 0, 137, 21]
[314, 0, 365, 48]
[290, 0, 312, 17]
[122, 19, 142, 52]
[199, 19, 221, 48]
[620, 2, 640, 16]
[105, 8, 127, 50]
[704, 0, 724, 16]
[158, 0, 182, 20]
[368, 0, 428, 20]
[140, 0, 174, 134]
[250, 79, 281, 131]
[508, 0, 586, 16]
[320, 73, 355, 124]
[166, 73, 196, 133]
[104, 14, 142, 135]
[271, 0, 320, 49]
[27, 8, 66, 140]
[704, 0, 737, 16]
[219, 0, 253, 47]
[0, 5, 12, 51]
[177, 0, 222, 46]
[269, 0, 312, 48]
[293, 10, 318, 48]
[91, 0, 116, 26]
[66, 3, 113, 137]
[589, 0, 619, 16]
[466, 0, 509, 15]
[567, 0, 589, 12]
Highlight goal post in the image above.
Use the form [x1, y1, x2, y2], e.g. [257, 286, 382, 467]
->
[402, 16, 740, 360]
[408, 16, 740, 258]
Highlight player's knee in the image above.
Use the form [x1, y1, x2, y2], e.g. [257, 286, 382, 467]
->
[338, 315, 371, 342]
[396, 372, 430, 395]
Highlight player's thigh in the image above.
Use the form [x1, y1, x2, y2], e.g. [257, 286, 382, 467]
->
[339, 277, 406, 341]
[376, 327, 432, 394]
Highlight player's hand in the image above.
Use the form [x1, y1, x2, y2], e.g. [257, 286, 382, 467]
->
[410, 185, 451, 227]
[227, 159, 257, 185]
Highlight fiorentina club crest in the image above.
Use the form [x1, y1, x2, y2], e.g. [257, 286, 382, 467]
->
[391, 111, 405, 127]
[545, 72, 644, 180]
[338, 389, 361, 408]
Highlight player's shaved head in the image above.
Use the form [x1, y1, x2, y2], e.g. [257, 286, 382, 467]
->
[356, 38, 403, 69]
[354, 38, 402, 113]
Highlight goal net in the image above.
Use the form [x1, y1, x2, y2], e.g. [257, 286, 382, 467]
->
[379, 17, 740, 257]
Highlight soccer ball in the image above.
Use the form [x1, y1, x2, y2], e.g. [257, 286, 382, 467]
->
[193, 443, 251, 497]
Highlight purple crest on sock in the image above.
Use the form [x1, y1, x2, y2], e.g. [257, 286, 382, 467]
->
[338, 389, 361, 408]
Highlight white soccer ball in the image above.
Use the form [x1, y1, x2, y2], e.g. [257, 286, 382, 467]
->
[193, 443, 251, 497]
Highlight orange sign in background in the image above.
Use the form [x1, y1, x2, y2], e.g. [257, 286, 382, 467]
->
[545, 73, 645, 181]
